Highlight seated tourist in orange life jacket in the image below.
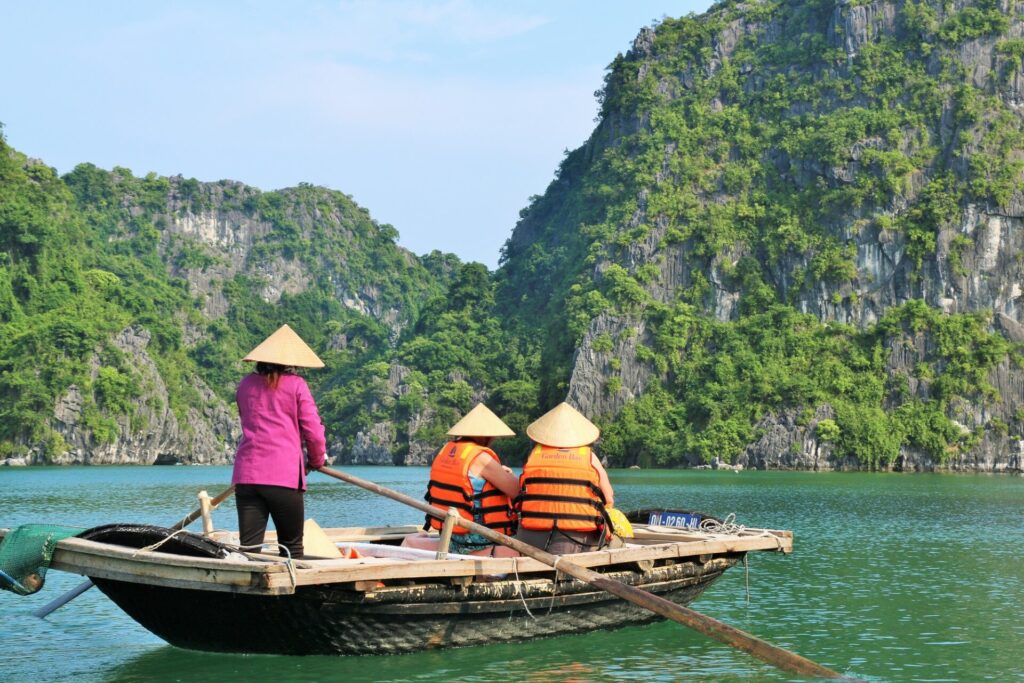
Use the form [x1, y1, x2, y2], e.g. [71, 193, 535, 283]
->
[401, 403, 520, 557]
[514, 402, 617, 555]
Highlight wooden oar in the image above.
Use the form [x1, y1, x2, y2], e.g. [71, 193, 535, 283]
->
[33, 484, 236, 619]
[317, 466, 854, 680]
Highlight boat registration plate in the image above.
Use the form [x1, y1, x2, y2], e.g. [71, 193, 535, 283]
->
[647, 511, 702, 529]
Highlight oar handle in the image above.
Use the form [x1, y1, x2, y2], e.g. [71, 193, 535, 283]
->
[316, 466, 855, 681]
[170, 485, 236, 531]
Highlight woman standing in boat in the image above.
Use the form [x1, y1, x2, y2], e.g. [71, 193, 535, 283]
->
[403, 403, 520, 556]
[232, 324, 327, 559]
[515, 402, 617, 554]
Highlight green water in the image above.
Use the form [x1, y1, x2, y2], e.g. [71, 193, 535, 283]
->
[0, 466, 1021, 682]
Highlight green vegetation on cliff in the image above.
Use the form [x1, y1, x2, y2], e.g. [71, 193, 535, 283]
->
[599, 299, 1012, 468]
[0, 141, 200, 455]
[3, 0, 1023, 470]
[0, 129, 454, 460]
[496, 0, 1024, 468]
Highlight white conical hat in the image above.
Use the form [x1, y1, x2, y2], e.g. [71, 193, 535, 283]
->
[447, 403, 515, 437]
[242, 324, 324, 368]
[526, 402, 599, 448]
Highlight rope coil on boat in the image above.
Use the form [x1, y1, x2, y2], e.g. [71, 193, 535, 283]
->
[694, 513, 765, 603]
[699, 512, 743, 534]
[700, 513, 784, 550]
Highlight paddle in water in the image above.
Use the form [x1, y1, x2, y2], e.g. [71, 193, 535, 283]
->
[316, 466, 860, 681]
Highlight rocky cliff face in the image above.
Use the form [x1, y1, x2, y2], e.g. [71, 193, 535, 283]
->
[1, 169, 445, 467]
[584, 0, 1024, 321]
[567, 313, 656, 420]
[507, 0, 1024, 472]
[338, 364, 435, 466]
[12, 327, 239, 466]
[336, 362, 479, 467]
[161, 179, 420, 336]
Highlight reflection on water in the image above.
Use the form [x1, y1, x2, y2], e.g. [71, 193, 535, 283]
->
[1, 466, 1021, 682]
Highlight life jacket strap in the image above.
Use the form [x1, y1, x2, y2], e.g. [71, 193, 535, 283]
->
[520, 511, 605, 524]
[426, 499, 473, 513]
[427, 479, 472, 500]
[517, 494, 604, 513]
[520, 476, 606, 503]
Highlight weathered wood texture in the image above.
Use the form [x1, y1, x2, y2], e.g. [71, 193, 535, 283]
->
[89, 555, 736, 655]
[1, 524, 788, 595]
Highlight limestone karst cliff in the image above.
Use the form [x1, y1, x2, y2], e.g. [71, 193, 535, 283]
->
[496, 0, 1024, 472]
[5, 0, 1024, 473]
[0, 151, 449, 466]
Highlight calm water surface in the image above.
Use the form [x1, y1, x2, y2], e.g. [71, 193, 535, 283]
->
[0, 466, 1021, 682]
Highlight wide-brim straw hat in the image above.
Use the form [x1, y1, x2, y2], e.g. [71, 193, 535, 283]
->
[526, 402, 599, 448]
[242, 324, 325, 368]
[447, 403, 515, 438]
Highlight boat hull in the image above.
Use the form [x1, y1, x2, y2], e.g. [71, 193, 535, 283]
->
[92, 556, 739, 655]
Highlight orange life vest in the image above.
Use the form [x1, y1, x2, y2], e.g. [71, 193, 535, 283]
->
[425, 441, 516, 536]
[517, 445, 607, 532]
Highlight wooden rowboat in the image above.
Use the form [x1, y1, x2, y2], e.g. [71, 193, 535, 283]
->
[1, 515, 792, 656]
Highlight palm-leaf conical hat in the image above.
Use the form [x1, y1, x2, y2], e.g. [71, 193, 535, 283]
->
[243, 324, 325, 368]
[447, 403, 515, 438]
[526, 402, 599, 448]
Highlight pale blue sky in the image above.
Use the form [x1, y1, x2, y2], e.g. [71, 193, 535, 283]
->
[2, 1, 713, 267]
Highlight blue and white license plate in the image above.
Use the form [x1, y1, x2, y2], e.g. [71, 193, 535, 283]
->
[647, 511, 702, 529]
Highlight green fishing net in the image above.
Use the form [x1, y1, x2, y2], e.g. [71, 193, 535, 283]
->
[0, 524, 82, 595]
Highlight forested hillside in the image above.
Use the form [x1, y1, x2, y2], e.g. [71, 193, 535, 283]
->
[496, 0, 1024, 472]
[0, 134, 447, 463]
[0, 125, 546, 466]
[3, 0, 1024, 472]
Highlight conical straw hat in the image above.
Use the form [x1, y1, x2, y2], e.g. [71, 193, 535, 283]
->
[526, 402, 599, 448]
[242, 324, 325, 368]
[447, 403, 515, 437]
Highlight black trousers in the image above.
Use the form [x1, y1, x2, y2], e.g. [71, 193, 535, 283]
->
[235, 484, 305, 558]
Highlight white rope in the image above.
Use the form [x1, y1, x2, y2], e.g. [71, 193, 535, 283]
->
[272, 543, 298, 589]
[546, 556, 566, 615]
[511, 558, 536, 620]
[219, 536, 299, 589]
[700, 513, 783, 548]
[698, 514, 763, 604]
[214, 535, 298, 589]
[699, 512, 744, 535]
[136, 524, 298, 590]
[132, 528, 192, 556]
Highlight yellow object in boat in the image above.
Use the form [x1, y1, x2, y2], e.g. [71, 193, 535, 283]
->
[606, 507, 634, 538]
[302, 519, 343, 558]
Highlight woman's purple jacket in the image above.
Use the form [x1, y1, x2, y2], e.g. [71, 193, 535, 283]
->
[231, 373, 326, 491]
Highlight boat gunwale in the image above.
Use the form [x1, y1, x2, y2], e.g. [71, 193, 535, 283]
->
[0, 524, 791, 596]
[275, 524, 790, 587]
